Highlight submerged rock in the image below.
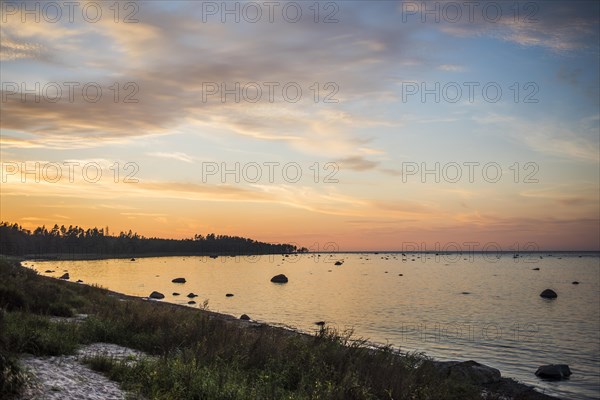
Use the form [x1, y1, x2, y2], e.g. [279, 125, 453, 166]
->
[59, 273, 69, 280]
[540, 289, 558, 299]
[149, 291, 164, 300]
[171, 277, 186, 283]
[270, 274, 288, 283]
[535, 364, 572, 380]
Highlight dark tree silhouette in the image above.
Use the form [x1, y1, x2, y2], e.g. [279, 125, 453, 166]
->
[0, 222, 296, 257]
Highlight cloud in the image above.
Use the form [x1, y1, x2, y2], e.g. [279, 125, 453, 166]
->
[434, 1, 600, 52]
[336, 156, 379, 171]
[147, 152, 196, 163]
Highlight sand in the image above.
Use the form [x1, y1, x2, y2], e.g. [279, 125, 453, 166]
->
[19, 343, 147, 400]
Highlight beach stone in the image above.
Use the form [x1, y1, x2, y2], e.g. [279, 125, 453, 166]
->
[149, 291, 164, 300]
[171, 277, 186, 283]
[535, 364, 572, 380]
[270, 274, 288, 283]
[540, 289, 558, 299]
[240, 314, 251, 320]
[187, 293, 198, 298]
[436, 360, 501, 385]
[59, 273, 69, 280]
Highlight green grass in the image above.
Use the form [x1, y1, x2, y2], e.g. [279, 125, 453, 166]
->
[0, 256, 481, 399]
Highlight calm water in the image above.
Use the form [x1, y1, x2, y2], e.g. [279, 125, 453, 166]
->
[24, 253, 600, 399]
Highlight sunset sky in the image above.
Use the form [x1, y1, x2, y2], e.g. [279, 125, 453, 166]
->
[1, 0, 599, 251]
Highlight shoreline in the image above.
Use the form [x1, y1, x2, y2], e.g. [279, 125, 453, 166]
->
[46, 266, 561, 400]
[5, 256, 563, 399]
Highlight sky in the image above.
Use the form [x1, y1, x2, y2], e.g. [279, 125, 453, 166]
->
[1, 0, 599, 251]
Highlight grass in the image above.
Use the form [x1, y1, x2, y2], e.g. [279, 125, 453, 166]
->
[0, 256, 481, 399]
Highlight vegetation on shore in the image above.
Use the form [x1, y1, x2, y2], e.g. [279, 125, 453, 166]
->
[0, 256, 481, 399]
[0, 222, 298, 257]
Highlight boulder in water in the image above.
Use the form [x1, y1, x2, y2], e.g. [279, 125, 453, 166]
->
[540, 289, 557, 299]
[535, 364, 571, 380]
[270, 274, 288, 283]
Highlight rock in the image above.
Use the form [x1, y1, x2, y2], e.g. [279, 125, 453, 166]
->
[59, 273, 69, 280]
[334, 261, 343, 266]
[436, 360, 501, 385]
[172, 292, 180, 296]
[315, 321, 325, 326]
[572, 281, 580, 285]
[45, 270, 54, 273]
[270, 274, 288, 283]
[188, 301, 196, 305]
[240, 314, 251, 320]
[130, 258, 135, 261]
[461, 292, 471, 295]
[149, 291, 164, 300]
[398, 274, 403, 276]
[226, 293, 234, 297]
[540, 289, 557, 299]
[76, 279, 83, 283]
[535, 364, 572, 380]
[171, 277, 186, 283]
[532, 267, 540, 271]
[187, 293, 198, 298]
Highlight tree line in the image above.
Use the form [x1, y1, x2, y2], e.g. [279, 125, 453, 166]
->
[0, 222, 297, 257]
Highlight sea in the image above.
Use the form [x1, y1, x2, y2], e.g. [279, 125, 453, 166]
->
[24, 252, 600, 400]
